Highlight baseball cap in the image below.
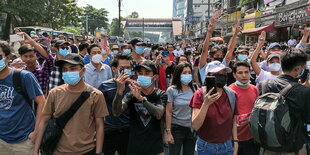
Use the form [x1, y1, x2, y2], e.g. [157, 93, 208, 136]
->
[128, 37, 143, 46]
[112, 45, 119, 49]
[135, 60, 158, 74]
[55, 40, 70, 47]
[55, 53, 84, 67]
[205, 60, 232, 76]
[268, 42, 281, 50]
[267, 54, 280, 62]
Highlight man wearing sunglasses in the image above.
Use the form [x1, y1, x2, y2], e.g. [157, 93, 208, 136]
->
[49, 40, 71, 91]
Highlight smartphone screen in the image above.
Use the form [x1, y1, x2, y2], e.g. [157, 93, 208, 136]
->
[204, 76, 217, 95]
[119, 66, 125, 74]
[10, 34, 24, 42]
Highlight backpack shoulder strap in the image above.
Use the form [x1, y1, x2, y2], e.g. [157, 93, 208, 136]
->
[261, 80, 270, 94]
[56, 86, 94, 129]
[279, 82, 300, 97]
[223, 86, 236, 114]
[13, 69, 32, 108]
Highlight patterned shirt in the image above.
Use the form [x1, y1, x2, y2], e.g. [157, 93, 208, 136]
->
[49, 63, 64, 91]
[25, 52, 54, 95]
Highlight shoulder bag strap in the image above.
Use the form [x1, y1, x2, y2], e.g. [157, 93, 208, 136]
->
[279, 82, 299, 97]
[56, 86, 94, 129]
[13, 69, 32, 108]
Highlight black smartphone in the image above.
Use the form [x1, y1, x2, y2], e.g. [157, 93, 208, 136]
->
[119, 66, 125, 74]
[204, 76, 217, 95]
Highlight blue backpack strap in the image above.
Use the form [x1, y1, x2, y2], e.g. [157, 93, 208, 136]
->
[223, 86, 236, 115]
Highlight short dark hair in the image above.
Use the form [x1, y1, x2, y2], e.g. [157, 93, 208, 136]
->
[0, 41, 11, 56]
[18, 44, 35, 56]
[232, 61, 250, 73]
[111, 54, 132, 68]
[78, 43, 89, 52]
[209, 47, 223, 57]
[176, 55, 189, 64]
[281, 48, 308, 72]
[87, 44, 100, 55]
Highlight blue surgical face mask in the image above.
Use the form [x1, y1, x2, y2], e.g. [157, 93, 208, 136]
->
[181, 74, 192, 85]
[135, 46, 144, 54]
[237, 54, 248, 61]
[176, 46, 180, 49]
[297, 68, 305, 78]
[39, 31, 43, 35]
[118, 69, 132, 76]
[306, 61, 310, 70]
[123, 49, 131, 55]
[62, 71, 81, 86]
[113, 50, 119, 55]
[59, 48, 69, 57]
[137, 75, 152, 88]
[235, 80, 251, 86]
[0, 58, 6, 72]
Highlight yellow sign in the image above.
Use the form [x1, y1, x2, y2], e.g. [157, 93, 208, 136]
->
[243, 12, 261, 30]
[95, 32, 101, 38]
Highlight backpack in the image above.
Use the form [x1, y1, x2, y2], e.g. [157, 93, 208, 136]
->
[249, 80, 301, 152]
[12, 69, 33, 109]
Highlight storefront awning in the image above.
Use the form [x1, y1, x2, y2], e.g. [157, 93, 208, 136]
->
[242, 24, 275, 34]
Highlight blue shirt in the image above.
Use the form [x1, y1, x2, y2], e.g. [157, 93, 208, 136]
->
[0, 69, 43, 143]
[84, 54, 113, 66]
[84, 62, 113, 88]
[98, 79, 131, 133]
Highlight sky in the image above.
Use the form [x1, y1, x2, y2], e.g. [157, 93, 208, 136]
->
[77, 0, 173, 23]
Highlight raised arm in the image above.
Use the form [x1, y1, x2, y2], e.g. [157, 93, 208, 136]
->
[224, 20, 242, 65]
[250, 31, 266, 76]
[20, 32, 49, 59]
[112, 73, 130, 116]
[296, 26, 310, 48]
[199, 18, 215, 69]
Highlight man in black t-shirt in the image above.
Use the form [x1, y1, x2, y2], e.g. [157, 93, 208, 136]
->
[112, 60, 167, 155]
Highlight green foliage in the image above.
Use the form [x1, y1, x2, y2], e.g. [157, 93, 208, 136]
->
[128, 11, 139, 18]
[109, 18, 124, 36]
[81, 4, 109, 35]
[62, 26, 82, 35]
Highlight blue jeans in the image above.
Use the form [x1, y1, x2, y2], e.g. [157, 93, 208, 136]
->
[195, 137, 233, 155]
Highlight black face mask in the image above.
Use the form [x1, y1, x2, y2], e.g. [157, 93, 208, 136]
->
[214, 74, 227, 88]
[214, 57, 224, 62]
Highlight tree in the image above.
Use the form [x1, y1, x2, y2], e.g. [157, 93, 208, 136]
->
[128, 11, 139, 18]
[81, 5, 109, 35]
[109, 18, 124, 36]
[0, 0, 82, 39]
[62, 26, 82, 36]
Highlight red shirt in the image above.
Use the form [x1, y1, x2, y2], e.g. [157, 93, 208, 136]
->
[189, 88, 233, 143]
[168, 55, 175, 62]
[229, 83, 258, 141]
[158, 67, 167, 90]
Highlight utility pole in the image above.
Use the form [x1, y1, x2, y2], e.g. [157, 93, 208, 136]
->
[142, 18, 145, 41]
[118, 0, 122, 37]
[86, 15, 89, 38]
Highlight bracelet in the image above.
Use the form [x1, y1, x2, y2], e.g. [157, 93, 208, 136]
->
[233, 140, 239, 142]
[165, 128, 171, 133]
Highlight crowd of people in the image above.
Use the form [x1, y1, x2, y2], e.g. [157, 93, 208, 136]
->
[0, 18, 310, 155]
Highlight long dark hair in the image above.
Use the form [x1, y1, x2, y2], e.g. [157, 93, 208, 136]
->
[172, 62, 195, 92]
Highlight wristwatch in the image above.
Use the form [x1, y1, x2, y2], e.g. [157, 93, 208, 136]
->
[96, 153, 104, 155]
[165, 128, 171, 133]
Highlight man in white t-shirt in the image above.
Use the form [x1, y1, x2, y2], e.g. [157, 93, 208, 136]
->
[250, 32, 281, 86]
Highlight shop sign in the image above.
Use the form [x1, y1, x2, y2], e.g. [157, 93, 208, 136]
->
[244, 12, 261, 30]
[276, 6, 309, 26]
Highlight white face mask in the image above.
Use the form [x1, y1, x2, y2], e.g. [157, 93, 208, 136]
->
[269, 63, 281, 71]
[306, 61, 310, 70]
[92, 54, 103, 64]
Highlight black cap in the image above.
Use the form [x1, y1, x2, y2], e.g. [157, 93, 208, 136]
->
[128, 37, 143, 46]
[55, 40, 70, 47]
[135, 60, 158, 74]
[55, 53, 84, 67]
